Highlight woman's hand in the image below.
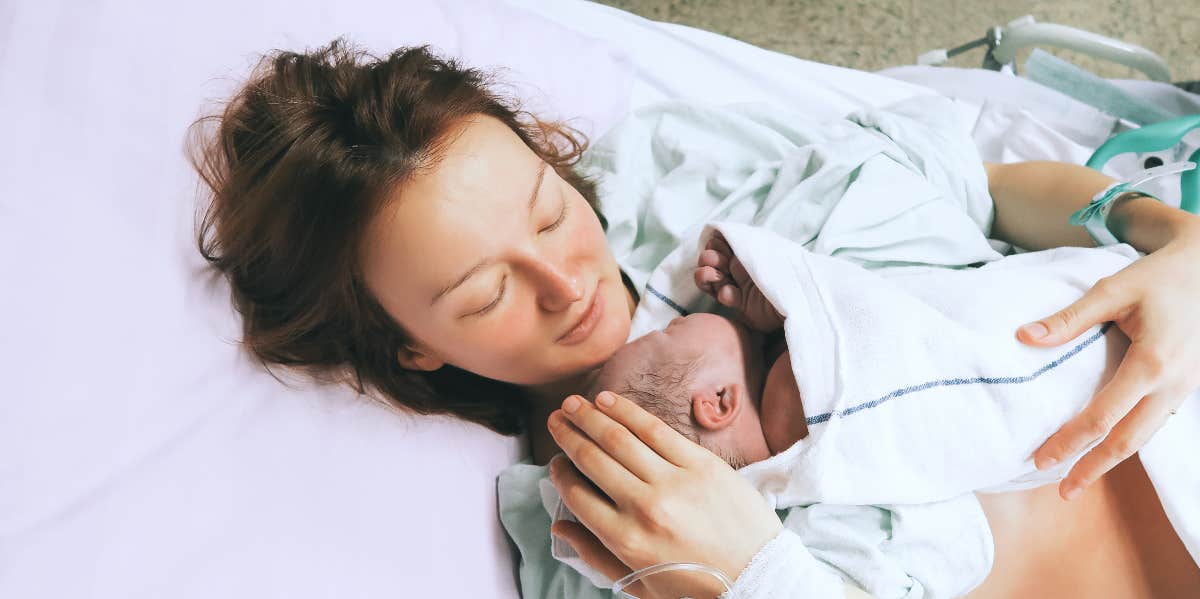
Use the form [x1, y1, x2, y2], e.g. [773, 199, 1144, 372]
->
[546, 391, 782, 598]
[1019, 228, 1200, 501]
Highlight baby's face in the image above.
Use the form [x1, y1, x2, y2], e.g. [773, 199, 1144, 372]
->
[590, 313, 770, 465]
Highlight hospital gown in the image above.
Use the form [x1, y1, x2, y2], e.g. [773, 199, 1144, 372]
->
[498, 93, 1010, 599]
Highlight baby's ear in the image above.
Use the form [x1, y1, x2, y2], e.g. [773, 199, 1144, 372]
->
[691, 384, 743, 432]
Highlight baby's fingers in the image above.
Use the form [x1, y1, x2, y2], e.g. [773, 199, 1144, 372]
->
[694, 265, 726, 295]
[717, 283, 742, 308]
[704, 232, 734, 260]
[698, 247, 730, 272]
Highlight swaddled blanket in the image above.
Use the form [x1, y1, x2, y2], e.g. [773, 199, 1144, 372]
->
[711, 221, 1138, 507]
[517, 226, 1139, 599]
[500, 92, 1022, 599]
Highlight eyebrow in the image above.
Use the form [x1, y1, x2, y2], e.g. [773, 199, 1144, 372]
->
[430, 161, 548, 306]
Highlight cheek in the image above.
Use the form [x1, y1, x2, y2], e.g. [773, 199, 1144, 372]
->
[568, 198, 613, 262]
[434, 308, 542, 365]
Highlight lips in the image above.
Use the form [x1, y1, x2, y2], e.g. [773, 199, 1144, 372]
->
[557, 285, 604, 345]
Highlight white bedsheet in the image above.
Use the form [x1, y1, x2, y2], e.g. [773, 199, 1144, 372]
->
[0, 1, 943, 597]
[7, 0, 1190, 596]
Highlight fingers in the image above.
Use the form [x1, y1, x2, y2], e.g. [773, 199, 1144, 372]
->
[556, 394, 674, 484]
[549, 407, 648, 502]
[550, 520, 637, 591]
[716, 283, 742, 308]
[1017, 279, 1126, 347]
[1034, 344, 1157, 470]
[592, 391, 704, 469]
[703, 232, 733, 263]
[695, 262, 745, 310]
[548, 453, 623, 535]
[698, 247, 730, 271]
[694, 264, 725, 295]
[1057, 390, 1177, 500]
[697, 246, 732, 299]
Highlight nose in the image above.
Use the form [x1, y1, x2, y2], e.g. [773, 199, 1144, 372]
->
[523, 253, 583, 313]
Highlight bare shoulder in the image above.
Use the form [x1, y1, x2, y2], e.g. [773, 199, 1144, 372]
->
[760, 351, 810, 454]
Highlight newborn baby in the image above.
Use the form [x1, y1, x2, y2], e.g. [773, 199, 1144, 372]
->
[585, 222, 1136, 506]
[582, 229, 827, 470]
[561, 222, 1141, 597]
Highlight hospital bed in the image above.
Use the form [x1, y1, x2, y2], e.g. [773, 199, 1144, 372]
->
[1, 0, 1196, 597]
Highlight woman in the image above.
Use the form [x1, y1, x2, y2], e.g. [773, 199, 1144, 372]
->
[191, 40, 1200, 597]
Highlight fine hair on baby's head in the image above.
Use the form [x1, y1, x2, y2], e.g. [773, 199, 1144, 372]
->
[585, 313, 768, 469]
[601, 354, 705, 443]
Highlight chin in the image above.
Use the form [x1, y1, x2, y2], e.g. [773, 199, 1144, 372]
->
[583, 318, 629, 370]
[528, 284, 632, 385]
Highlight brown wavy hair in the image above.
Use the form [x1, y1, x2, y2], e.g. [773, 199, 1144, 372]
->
[188, 38, 605, 435]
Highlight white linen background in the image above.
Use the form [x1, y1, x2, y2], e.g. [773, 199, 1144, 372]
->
[4, 0, 1170, 597]
[0, 1, 631, 597]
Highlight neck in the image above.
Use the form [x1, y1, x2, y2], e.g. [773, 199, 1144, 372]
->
[527, 366, 602, 407]
[524, 367, 603, 465]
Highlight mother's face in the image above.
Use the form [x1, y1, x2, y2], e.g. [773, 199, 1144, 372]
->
[359, 115, 632, 386]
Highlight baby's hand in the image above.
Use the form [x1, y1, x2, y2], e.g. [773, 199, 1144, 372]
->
[694, 232, 783, 332]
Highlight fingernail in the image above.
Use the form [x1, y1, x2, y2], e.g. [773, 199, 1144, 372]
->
[596, 392, 615, 408]
[1036, 456, 1058, 470]
[1064, 486, 1082, 502]
[563, 396, 581, 414]
[1020, 322, 1050, 340]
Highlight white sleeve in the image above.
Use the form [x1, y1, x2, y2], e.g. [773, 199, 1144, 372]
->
[718, 528, 847, 599]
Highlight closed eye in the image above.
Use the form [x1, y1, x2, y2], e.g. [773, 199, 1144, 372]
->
[469, 275, 507, 317]
[538, 194, 569, 234]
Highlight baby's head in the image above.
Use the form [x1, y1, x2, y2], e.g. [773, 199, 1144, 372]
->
[586, 313, 771, 468]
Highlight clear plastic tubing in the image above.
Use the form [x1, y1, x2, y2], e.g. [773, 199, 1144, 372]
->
[611, 561, 735, 599]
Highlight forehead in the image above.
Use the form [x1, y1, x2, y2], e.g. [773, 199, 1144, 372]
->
[360, 116, 541, 304]
[412, 115, 536, 202]
[594, 332, 684, 390]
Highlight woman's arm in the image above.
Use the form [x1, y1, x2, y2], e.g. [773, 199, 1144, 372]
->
[986, 160, 1200, 501]
[985, 161, 1196, 254]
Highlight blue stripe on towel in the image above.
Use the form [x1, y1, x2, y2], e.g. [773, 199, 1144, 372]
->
[805, 322, 1115, 426]
[645, 283, 689, 316]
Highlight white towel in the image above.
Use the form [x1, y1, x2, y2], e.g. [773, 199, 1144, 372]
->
[709, 221, 1140, 508]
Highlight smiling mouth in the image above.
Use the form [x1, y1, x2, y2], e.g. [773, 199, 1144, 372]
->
[557, 285, 604, 345]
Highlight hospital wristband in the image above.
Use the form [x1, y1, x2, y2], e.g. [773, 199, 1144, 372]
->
[1069, 182, 1159, 247]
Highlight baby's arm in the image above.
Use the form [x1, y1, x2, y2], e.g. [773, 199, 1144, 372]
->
[694, 232, 784, 332]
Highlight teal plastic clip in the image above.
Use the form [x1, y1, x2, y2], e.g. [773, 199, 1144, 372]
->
[1085, 114, 1200, 214]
